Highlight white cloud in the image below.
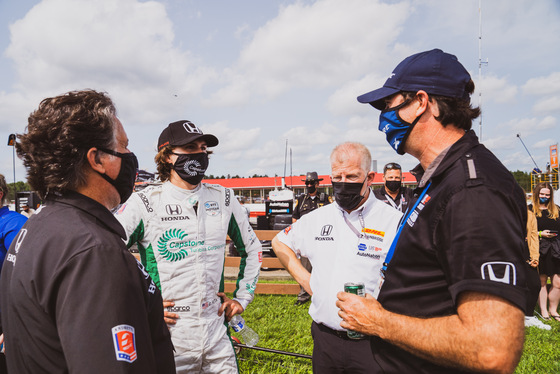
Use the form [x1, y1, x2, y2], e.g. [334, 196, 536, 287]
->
[202, 120, 261, 154]
[474, 73, 518, 104]
[5, 0, 215, 124]
[210, 0, 411, 103]
[501, 116, 557, 137]
[531, 97, 560, 115]
[523, 72, 560, 96]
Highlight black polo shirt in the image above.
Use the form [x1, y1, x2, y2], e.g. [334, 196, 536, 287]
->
[0, 191, 175, 374]
[372, 130, 529, 374]
[372, 185, 414, 213]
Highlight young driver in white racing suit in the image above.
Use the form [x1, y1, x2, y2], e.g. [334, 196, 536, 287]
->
[115, 120, 262, 373]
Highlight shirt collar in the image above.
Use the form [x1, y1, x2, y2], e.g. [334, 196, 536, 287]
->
[411, 130, 479, 188]
[49, 190, 126, 239]
[336, 190, 376, 218]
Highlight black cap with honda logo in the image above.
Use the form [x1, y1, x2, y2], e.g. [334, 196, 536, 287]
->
[157, 120, 219, 150]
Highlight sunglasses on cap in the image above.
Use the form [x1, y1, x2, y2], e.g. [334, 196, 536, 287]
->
[384, 163, 401, 172]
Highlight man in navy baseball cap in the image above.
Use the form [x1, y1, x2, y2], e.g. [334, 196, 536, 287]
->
[357, 49, 471, 110]
[356, 49, 474, 155]
[336, 49, 531, 373]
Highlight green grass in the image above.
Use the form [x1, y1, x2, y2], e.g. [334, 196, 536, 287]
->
[232, 294, 313, 373]
[231, 293, 560, 374]
[515, 319, 560, 374]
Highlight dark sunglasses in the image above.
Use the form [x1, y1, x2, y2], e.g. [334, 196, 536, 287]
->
[384, 163, 401, 171]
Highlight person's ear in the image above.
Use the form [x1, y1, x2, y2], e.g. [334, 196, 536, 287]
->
[86, 148, 107, 174]
[366, 171, 375, 186]
[414, 90, 430, 117]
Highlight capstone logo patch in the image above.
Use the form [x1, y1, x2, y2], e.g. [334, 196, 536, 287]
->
[183, 159, 204, 176]
[157, 229, 189, 262]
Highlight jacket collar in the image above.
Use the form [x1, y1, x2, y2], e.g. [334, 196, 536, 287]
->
[49, 190, 126, 239]
[411, 129, 479, 187]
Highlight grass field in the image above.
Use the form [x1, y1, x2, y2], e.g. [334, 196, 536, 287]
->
[230, 294, 560, 374]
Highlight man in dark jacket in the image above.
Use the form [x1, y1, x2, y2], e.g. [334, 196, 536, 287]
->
[372, 162, 413, 213]
[0, 90, 175, 373]
[337, 49, 528, 374]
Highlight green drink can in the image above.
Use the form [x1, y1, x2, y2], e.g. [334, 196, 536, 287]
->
[344, 282, 365, 339]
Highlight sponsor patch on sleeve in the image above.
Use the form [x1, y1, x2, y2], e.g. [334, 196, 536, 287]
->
[283, 226, 292, 235]
[112, 324, 137, 363]
[116, 203, 127, 215]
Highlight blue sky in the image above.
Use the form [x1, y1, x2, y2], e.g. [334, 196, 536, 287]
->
[0, 0, 559, 183]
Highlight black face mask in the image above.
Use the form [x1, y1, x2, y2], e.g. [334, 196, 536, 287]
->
[385, 180, 401, 193]
[306, 184, 317, 194]
[332, 179, 366, 211]
[173, 152, 209, 185]
[97, 148, 139, 204]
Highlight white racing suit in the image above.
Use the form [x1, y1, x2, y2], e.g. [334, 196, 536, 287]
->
[115, 181, 262, 373]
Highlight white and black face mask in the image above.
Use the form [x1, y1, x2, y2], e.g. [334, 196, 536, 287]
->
[172, 152, 208, 185]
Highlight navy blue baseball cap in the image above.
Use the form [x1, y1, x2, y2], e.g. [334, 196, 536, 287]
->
[357, 49, 472, 110]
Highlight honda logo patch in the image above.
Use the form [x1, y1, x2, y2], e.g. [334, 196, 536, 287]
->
[480, 262, 516, 285]
[321, 225, 333, 236]
[165, 204, 182, 215]
[182, 121, 202, 134]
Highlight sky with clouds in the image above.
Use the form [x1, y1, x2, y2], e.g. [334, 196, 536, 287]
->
[0, 0, 559, 185]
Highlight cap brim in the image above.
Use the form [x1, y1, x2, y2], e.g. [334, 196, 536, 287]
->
[172, 133, 219, 148]
[357, 86, 400, 110]
[199, 134, 219, 147]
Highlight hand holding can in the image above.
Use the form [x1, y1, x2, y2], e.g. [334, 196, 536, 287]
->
[344, 282, 365, 339]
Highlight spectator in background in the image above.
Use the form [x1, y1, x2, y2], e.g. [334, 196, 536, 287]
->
[0, 174, 27, 270]
[530, 182, 560, 321]
[238, 196, 251, 220]
[19, 203, 35, 218]
[0, 90, 175, 373]
[524, 208, 550, 329]
[372, 162, 414, 213]
[0, 173, 27, 373]
[292, 171, 332, 306]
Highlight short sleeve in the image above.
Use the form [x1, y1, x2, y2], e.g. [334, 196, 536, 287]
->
[437, 185, 527, 310]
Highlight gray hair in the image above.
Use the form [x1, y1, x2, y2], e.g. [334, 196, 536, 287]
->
[330, 142, 371, 173]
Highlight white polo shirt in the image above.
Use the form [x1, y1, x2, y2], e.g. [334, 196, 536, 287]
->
[277, 193, 402, 331]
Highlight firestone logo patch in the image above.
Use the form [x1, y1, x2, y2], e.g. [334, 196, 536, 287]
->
[112, 325, 137, 363]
